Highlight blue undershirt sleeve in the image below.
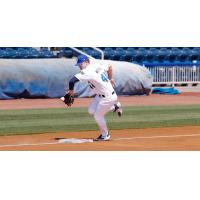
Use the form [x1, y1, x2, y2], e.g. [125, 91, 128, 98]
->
[69, 76, 80, 90]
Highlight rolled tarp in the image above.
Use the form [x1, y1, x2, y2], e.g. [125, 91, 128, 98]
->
[0, 58, 153, 99]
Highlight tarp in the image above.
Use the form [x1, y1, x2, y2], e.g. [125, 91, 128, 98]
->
[152, 87, 181, 95]
[0, 58, 153, 99]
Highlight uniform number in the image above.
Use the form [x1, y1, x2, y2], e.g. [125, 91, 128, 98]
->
[101, 72, 108, 82]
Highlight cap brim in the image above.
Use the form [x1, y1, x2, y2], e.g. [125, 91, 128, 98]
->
[75, 61, 84, 66]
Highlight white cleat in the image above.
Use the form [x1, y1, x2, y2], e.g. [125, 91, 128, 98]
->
[113, 102, 123, 117]
[94, 133, 111, 141]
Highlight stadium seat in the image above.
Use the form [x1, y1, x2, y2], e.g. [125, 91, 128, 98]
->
[104, 47, 113, 51]
[111, 50, 121, 60]
[138, 47, 146, 51]
[137, 48, 148, 57]
[89, 50, 101, 59]
[82, 47, 91, 52]
[115, 48, 126, 59]
[126, 49, 137, 57]
[63, 49, 73, 58]
[182, 47, 191, 54]
[149, 48, 159, 55]
[0, 50, 7, 58]
[144, 55, 154, 63]
[143, 49, 157, 64]
[107, 54, 116, 60]
[176, 49, 190, 62]
[164, 54, 177, 62]
[160, 48, 171, 56]
[131, 54, 144, 63]
[127, 47, 136, 52]
[98, 47, 105, 50]
[122, 51, 133, 62]
[103, 48, 115, 59]
[171, 47, 180, 56]
[115, 47, 124, 51]
[188, 48, 200, 61]
[6, 49, 17, 58]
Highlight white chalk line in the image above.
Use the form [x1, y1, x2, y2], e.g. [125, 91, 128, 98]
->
[0, 133, 200, 148]
[0, 141, 58, 148]
[112, 133, 200, 141]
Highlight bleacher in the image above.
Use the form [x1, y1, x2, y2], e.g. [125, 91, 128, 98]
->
[1, 47, 200, 65]
[76, 47, 200, 65]
[0, 47, 55, 59]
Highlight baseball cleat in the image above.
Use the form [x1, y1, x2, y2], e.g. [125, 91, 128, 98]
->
[94, 133, 111, 141]
[113, 103, 122, 117]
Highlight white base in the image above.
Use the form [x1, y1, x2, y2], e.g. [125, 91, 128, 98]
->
[58, 138, 94, 144]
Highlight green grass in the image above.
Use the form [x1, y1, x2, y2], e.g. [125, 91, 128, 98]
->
[0, 105, 200, 136]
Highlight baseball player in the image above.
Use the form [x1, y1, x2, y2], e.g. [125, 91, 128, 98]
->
[64, 54, 122, 141]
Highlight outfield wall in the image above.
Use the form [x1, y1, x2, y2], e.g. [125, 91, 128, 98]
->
[0, 58, 153, 99]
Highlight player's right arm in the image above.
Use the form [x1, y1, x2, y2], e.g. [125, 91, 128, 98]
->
[107, 64, 115, 87]
[100, 63, 115, 87]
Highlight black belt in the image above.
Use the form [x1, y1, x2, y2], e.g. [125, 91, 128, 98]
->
[99, 91, 115, 98]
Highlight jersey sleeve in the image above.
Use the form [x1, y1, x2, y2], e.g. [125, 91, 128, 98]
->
[75, 71, 90, 81]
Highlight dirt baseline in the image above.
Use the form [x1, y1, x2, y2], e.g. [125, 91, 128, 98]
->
[0, 126, 200, 150]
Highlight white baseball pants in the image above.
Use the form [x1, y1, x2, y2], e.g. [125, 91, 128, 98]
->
[88, 93, 118, 136]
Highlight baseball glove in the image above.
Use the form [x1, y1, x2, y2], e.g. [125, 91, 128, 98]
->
[63, 92, 74, 106]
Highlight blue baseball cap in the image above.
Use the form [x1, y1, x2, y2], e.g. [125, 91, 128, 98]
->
[75, 55, 89, 66]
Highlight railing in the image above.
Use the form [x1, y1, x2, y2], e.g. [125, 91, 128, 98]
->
[145, 63, 200, 86]
[91, 47, 104, 60]
[69, 47, 95, 60]
[69, 47, 104, 60]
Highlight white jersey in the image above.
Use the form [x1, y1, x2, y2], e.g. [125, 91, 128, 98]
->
[75, 63, 114, 96]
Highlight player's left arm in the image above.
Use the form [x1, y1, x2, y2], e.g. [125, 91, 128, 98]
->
[107, 64, 115, 87]
[68, 76, 80, 95]
[61, 76, 79, 106]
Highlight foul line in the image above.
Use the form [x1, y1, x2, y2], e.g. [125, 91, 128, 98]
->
[112, 133, 200, 141]
[0, 133, 200, 148]
[0, 142, 58, 148]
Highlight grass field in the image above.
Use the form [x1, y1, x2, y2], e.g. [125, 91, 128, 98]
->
[0, 105, 200, 136]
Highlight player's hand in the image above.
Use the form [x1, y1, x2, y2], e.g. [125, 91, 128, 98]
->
[110, 79, 116, 87]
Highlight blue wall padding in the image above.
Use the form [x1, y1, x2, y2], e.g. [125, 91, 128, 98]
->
[152, 87, 181, 94]
[0, 59, 153, 99]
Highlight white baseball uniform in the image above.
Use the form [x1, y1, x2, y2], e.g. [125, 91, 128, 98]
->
[75, 63, 118, 136]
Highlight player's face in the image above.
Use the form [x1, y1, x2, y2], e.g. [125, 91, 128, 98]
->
[79, 61, 89, 69]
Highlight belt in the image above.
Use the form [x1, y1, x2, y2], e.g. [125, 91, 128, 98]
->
[99, 91, 115, 98]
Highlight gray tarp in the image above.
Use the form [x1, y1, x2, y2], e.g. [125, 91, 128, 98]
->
[0, 58, 153, 99]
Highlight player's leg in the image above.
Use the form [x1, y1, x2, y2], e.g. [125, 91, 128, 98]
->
[93, 97, 117, 140]
[88, 95, 100, 115]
